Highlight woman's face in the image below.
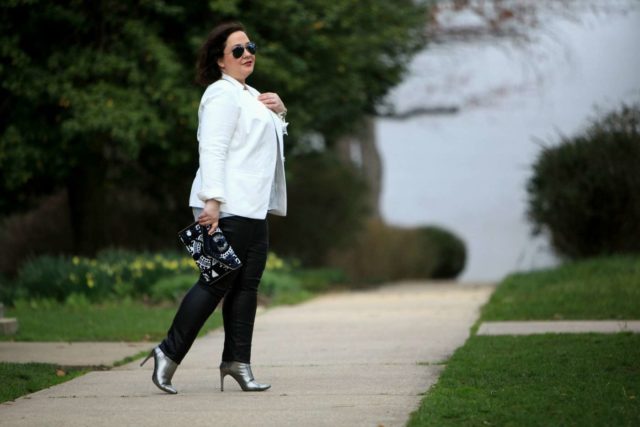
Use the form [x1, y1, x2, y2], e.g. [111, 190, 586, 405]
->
[217, 31, 255, 83]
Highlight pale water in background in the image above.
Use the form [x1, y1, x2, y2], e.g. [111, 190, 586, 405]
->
[376, 9, 640, 282]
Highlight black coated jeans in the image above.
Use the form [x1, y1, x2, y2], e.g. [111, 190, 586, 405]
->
[160, 216, 268, 364]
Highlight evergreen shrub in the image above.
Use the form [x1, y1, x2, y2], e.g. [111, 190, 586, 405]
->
[269, 152, 370, 266]
[327, 219, 466, 284]
[417, 226, 466, 279]
[527, 103, 640, 258]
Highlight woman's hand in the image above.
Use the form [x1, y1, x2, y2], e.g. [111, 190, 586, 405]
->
[199, 199, 221, 235]
[257, 92, 286, 114]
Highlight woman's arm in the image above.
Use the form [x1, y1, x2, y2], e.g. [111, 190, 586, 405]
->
[257, 92, 286, 114]
[197, 84, 240, 233]
[258, 92, 288, 135]
[198, 199, 221, 233]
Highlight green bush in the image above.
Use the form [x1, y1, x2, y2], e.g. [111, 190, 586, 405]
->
[259, 255, 344, 304]
[150, 274, 197, 303]
[260, 271, 296, 297]
[63, 293, 92, 310]
[8, 250, 327, 305]
[0, 273, 18, 305]
[15, 256, 98, 302]
[295, 268, 346, 293]
[259, 253, 305, 304]
[13, 251, 197, 302]
[417, 226, 466, 279]
[527, 103, 640, 259]
[327, 219, 466, 284]
[269, 152, 370, 266]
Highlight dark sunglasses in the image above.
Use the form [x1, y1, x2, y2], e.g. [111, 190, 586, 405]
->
[229, 42, 257, 59]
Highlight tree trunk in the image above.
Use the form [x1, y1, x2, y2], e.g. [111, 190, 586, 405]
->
[335, 116, 382, 218]
[67, 155, 108, 255]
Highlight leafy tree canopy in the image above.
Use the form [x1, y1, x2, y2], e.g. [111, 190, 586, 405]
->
[0, 0, 426, 251]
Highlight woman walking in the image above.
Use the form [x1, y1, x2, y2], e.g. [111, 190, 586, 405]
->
[141, 22, 288, 394]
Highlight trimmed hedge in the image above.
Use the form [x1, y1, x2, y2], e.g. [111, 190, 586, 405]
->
[327, 219, 466, 284]
[418, 226, 467, 279]
[527, 103, 640, 259]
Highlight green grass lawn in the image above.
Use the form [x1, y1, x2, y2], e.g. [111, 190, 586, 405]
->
[0, 362, 87, 404]
[481, 255, 640, 321]
[408, 333, 640, 426]
[0, 260, 342, 406]
[0, 299, 222, 342]
[0, 270, 337, 402]
[0, 300, 223, 404]
[409, 255, 640, 426]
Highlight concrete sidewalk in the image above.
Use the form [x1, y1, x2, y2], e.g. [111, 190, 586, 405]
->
[0, 342, 153, 367]
[0, 282, 494, 427]
[477, 320, 640, 335]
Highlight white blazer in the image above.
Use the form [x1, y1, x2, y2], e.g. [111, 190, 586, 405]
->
[188, 74, 287, 218]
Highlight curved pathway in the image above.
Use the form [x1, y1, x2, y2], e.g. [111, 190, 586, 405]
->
[0, 281, 494, 427]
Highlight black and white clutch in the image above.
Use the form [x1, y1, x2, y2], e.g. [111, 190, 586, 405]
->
[178, 222, 242, 283]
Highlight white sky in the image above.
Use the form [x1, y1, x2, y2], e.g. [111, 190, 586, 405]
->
[376, 7, 640, 282]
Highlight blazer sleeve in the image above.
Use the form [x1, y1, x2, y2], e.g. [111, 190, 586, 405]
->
[196, 84, 240, 204]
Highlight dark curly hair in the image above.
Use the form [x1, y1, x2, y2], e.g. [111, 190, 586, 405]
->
[196, 22, 246, 86]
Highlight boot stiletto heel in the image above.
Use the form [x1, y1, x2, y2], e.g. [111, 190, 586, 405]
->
[140, 346, 179, 394]
[219, 361, 270, 392]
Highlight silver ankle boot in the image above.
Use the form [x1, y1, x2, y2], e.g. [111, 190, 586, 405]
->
[219, 361, 271, 392]
[140, 346, 178, 394]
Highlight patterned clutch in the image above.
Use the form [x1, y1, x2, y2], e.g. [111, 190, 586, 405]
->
[178, 222, 242, 283]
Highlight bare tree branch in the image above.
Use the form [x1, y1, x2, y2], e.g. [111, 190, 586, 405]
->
[377, 0, 639, 117]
